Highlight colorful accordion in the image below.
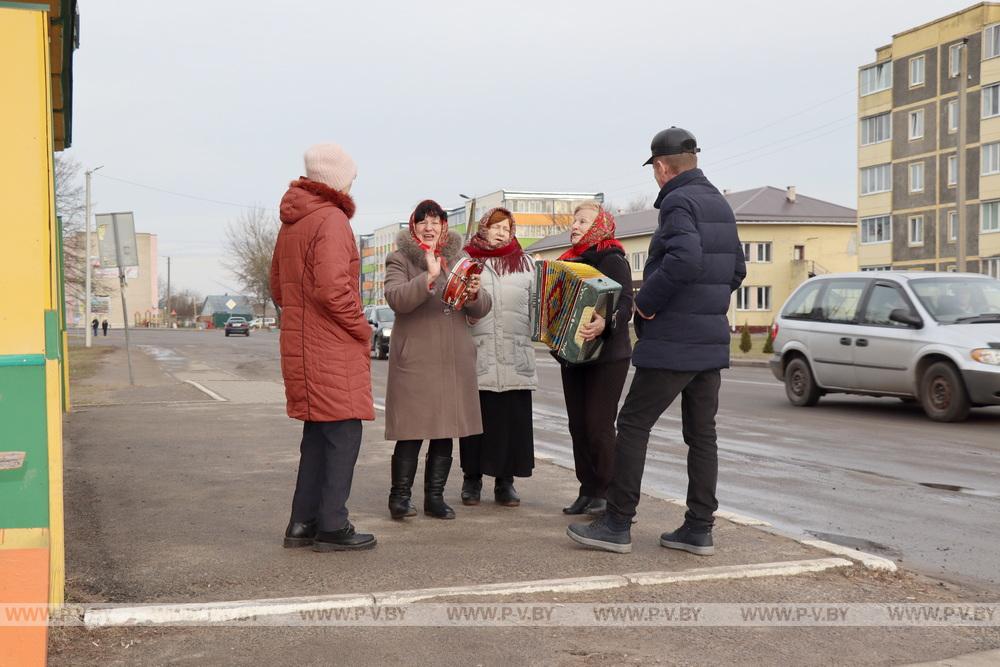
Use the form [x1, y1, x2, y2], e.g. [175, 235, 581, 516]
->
[530, 260, 622, 364]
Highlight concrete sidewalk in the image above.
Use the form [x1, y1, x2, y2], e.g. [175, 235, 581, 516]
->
[50, 341, 1000, 665]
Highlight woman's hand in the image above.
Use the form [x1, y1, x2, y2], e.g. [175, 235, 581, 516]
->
[426, 250, 441, 289]
[466, 274, 481, 300]
[580, 312, 606, 341]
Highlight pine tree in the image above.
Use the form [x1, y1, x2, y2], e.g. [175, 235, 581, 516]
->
[739, 322, 752, 354]
[762, 328, 774, 354]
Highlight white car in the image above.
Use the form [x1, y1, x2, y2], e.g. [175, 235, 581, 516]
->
[769, 272, 1000, 422]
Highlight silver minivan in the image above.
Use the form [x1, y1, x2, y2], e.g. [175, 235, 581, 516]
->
[769, 272, 1000, 422]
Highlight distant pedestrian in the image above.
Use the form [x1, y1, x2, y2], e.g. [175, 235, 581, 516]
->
[91, 318, 99, 337]
[459, 208, 536, 508]
[383, 200, 491, 521]
[101, 320, 109, 336]
[271, 143, 376, 552]
[567, 127, 746, 556]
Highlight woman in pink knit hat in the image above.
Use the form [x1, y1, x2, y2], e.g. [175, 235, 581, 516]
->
[271, 143, 376, 552]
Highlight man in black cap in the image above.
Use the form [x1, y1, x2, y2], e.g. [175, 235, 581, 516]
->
[567, 127, 746, 555]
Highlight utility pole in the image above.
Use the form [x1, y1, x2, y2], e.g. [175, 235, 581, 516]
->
[83, 165, 103, 347]
[166, 256, 171, 328]
[957, 38, 969, 272]
[111, 215, 135, 385]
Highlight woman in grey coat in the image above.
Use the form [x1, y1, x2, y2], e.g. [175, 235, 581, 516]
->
[384, 200, 492, 520]
[459, 208, 537, 507]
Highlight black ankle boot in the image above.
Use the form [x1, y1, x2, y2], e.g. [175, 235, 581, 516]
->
[283, 519, 317, 548]
[494, 477, 520, 507]
[461, 474, 482, 506]
[424, 455, 456, 519]
[388, 455, 418, 519]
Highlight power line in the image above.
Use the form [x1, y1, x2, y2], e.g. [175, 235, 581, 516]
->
[96, 173, 278, 212]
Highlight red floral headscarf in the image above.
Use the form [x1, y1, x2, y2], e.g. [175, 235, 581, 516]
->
[558, 206, 624, 261]
[464, 207, 532, 275]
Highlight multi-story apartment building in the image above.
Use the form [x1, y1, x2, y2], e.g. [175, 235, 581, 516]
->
[359, 221, 407, 305]
[455, 190, 604, 248]
[858, 2, 1000, 278]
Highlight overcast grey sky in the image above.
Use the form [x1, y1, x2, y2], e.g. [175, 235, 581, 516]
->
[64, 0, 971, 295]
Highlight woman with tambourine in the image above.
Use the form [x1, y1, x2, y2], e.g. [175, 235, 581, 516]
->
[458, 208, 537, 508]
[383, 199, 491, 521]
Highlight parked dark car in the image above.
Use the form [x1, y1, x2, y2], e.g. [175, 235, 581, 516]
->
[368, 306, 394, 359]
[225, 316, 250, 337]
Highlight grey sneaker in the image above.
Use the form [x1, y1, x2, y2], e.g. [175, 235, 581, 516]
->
[566, 515, 632, 554]
[659, 524, 714, 556]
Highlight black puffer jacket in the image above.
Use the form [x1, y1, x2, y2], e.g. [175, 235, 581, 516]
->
[632, 169, 746, 371]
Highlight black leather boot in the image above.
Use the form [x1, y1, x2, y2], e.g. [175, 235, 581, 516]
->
[494, 477, 520, 507]
[461, 474, 482, 506]
[313, 522, 377, 552]
[388, 455, 418, 519]
[424, 455, 456, 519]
[562, 495, 592, 515]
[283, 519, 317, 548]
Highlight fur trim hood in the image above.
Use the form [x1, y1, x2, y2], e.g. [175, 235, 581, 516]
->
[280, 177, 356, 224]
[395, 229, 464, 265]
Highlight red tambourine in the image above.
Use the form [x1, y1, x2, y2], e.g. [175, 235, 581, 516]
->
[441, 258, 483, 310]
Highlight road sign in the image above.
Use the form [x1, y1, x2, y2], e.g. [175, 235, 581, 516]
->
[95, 211, 139, 268]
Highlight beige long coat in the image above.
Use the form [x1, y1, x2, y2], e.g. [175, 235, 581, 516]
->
[384, 231, 492, 441]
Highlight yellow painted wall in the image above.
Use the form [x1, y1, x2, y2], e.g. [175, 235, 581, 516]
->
[892, 5, 994, 57]
[857, 192, 892, 217]
[0, 7, 52, 354]
[982, 230, 1000, 257]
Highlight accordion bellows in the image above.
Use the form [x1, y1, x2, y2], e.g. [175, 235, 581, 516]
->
[530, 260, 622, 364]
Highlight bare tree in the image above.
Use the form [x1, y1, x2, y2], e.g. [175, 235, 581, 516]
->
[224, 206, 280, 318]
[54, 154, 108, 310]
[158, 286, 202, 324]
[624, 195, 652, 213]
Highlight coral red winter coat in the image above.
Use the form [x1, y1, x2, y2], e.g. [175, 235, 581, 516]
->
[270, 178, 375, 422]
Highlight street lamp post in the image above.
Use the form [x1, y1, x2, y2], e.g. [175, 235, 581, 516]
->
[83, 165, 103, 347]
[459, 193, 477, 242]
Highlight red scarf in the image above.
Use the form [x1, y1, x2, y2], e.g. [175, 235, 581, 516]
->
[558, 207, 624, 261]
[464, 207, 532, 275]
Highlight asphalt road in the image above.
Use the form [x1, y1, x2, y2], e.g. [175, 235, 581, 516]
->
[85, 328, 1000, 592]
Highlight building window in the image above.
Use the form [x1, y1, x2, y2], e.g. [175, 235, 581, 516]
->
[908, 215, 924, 246]
[948, 155, 959, 187]
[756, 242, 772, 263]
[860, 113, 891, 145]
[908, 109, 924, 140]
[949, 43, 963, 78]
[947, 99, 959, 133]
[736, 286, 750, 311]
[983, 200, 1000, 233]
[793, 245, 805, 261]
[860, 163, 891, 195]
[984, 257, 1000, 278]
[909, 56, 925, 86]
[948, 210, 958, 242]
[860, 62, 892, 95]
[741, 242, 751, 261]
[986, 24, 1000, 60]
[630, 251, 647, 271]
[861, 215, 892, 244]
[909, 162, 925, 193]
[861, 265, 892, 271]
[984, 83, 1000, 118]
[755, 286, 772, 311]
[984, 142, 1000, 175]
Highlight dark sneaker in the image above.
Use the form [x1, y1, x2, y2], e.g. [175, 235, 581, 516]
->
[566, 515, 632, 554]
[659, 524, 714, 556]
[584, 498, 607, 515]
[283, 520, 317, 548]
[313, 522, 377, 552]
[562, 495, 592, 515]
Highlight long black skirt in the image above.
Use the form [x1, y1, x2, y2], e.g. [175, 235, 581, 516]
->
[459, 390, 534, 478]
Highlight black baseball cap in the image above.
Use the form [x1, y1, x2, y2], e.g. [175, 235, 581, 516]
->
[643, 126, 700, 166]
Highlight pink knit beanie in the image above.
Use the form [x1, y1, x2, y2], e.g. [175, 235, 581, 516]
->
[303, 143, 357, 193]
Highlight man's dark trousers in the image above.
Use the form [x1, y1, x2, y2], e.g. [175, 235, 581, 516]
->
[606, 367, 721, 530]
[290, 420, 362, 532]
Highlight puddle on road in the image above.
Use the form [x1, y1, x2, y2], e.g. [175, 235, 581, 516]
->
[919, 482, 1000, 499]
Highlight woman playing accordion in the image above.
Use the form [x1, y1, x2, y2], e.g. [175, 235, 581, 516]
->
[556, 202, 634, 516]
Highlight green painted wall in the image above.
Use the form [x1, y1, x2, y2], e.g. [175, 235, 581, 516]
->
[0, 363, 49, 527]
